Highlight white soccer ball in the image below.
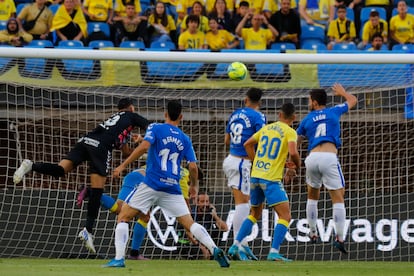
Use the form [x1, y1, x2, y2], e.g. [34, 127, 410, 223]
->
[227, 62, 247, 81]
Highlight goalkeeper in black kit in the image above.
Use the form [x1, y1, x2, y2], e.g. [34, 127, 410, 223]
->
[13, 98, 149, 254]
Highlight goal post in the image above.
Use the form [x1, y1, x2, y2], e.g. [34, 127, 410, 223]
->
[0, 48, 413, 261]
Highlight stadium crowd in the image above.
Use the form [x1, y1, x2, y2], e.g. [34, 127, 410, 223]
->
[0, 0, 413, 50]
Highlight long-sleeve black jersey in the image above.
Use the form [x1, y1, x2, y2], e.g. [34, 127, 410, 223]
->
[86, 111, 149, 150]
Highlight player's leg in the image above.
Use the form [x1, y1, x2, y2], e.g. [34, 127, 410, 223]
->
[105, 183, 156, 267]
[228, 183, 263, 261]
[129, 215, 150, 260]
[321, 153, 347, 254]
[267, 202, 292, 262]
[13, 158, 73, 184]
[78, 173, 106, 254]
[304, 153, 323, 243]
[223, 156, 251, 257]
[178, 214, 229, 268]
[104, 204, 142, 267]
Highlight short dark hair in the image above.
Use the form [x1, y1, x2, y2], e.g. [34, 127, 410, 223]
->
[239, 1, 249, 7]
[372, 33, 383, 41]
[246, 88, 263, 103]
[186, 14, 200, 26]
[337, 5, 347, 11]
[310, 89, 327, 106]
[167, 100, 182, 121]
[280, 102, 295, 118]
[117, 98, 134, 110]
[370, 10, 379, 17]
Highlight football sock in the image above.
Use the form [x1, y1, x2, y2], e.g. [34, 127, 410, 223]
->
[190, 223, 216, 253]
[233, 203, 250, 245]
[306, 199, 318, 235]
[333, 203, 346, 242]
[271, 219, 289, 251]
[115, 222, 129, 260]
[131, 219, 147, 251]
[100, 194, 117, 211]
[85, 188, 103, 233]
[32, 163, 65, 178]
[235, 215, 256, 244]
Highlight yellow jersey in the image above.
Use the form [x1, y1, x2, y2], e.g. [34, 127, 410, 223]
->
[178, 30, 206, 48]
[241, 28, 274, 50]
[390, 14, 414, 43]
[251, 121, 297, 182]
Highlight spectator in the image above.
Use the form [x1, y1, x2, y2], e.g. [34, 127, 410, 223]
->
[205, 0, 234, 15]
[0, 18, 32, 46]
[113, 0, 142, 18]
[178, 14, 207, 49]
[269, 0, 301, 49]
[189, 191, 229, 260]
[17, 0, 53, 41]
[0, 0, 16, 21]
[235, 12, 278, 50]
[364, 0, 393, 22]
[51, 0, 88, 45]
[205, 17, 239, 50]
[112, 2, 148, 46]
[148, 1, 177, 45]
[389, 1, 414, 49]
[82, 0, 113, 24]
[232, 1, 252, 29]
[359, 10, 388, 50]
[327, 5, 356, 50]
[208, 0, 234, 33]
[299, 0, 335, 28]
[367, 33, 385, 50]
[180, 1, 210, 33]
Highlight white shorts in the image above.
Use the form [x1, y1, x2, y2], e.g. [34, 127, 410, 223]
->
[125, 182, 190, 218]
[223, 154, 251, 195]
[304, 152, 345, 191]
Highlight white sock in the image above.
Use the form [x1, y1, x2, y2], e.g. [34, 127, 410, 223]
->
[115, 222, 129, 260]
[233, 203, 250, 245]
[306, 199, 318, 235]
[333, 203, 346, 241]
[190, 223, 216, 253]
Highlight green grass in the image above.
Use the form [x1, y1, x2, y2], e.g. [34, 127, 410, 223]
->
[0, 259, 413, 276]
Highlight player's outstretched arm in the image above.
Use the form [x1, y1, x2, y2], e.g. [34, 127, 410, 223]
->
[113, 140, 150, 178]
[332, 83, 357, 110]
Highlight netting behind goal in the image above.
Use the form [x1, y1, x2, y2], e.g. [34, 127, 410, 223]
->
[0, 49, 413, 261]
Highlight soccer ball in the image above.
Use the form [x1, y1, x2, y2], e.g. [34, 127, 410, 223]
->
[227, 62, 247, 81]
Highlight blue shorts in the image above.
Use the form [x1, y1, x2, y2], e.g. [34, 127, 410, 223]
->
[118, 170, 145, 201]
[250, 177, 288, 207]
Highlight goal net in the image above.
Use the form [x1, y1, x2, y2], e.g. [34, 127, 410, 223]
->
[0, 48, 413, 261]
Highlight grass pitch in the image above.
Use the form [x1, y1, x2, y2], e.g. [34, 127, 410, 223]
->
[0, 259, 413, 276]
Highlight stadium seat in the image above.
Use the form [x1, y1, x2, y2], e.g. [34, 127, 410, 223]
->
[48, 4, 60, 15]
[16, 3, 28, 16]
[334, 7, 355, 21]
[0, 44, 15, 74]
[119, 40, 146, 49]
[301, 41, 327, 51]
[392, 7, 414, 16]
[149, 40, 176, 50]
[88, 40, 114, 48]
[57, 41, 96, 78]
[28, 40, 54, 48]
[20, 39, 54, 78]
[392, 44, 414, 51]
[58, 40, 84, 47]
[249, 50, 291, 82]
[270, 42, 296, 51]
[142, 48, 205, 82]
[0, 20, 7, 31]
[300, 25, 325, 46]
[332, 43, 357, 51]
[87, 22, 111, 38]
[360, 7, 387, 27]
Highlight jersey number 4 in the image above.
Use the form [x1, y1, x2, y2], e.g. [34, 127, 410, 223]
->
[315, 123, 327, 138]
